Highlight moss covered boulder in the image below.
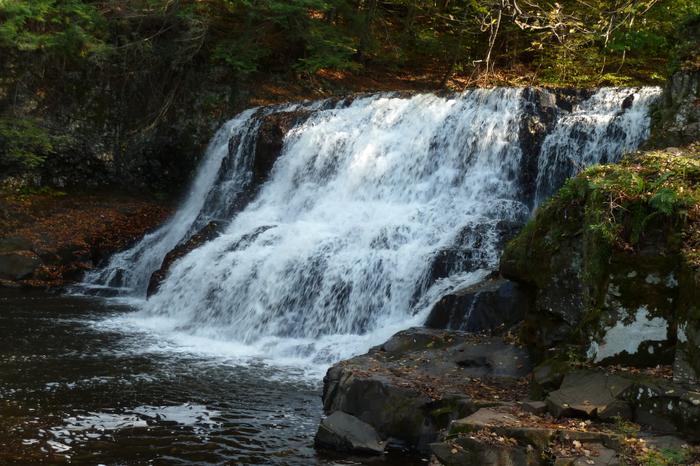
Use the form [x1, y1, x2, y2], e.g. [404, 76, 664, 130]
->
[501, 144, 700, 384]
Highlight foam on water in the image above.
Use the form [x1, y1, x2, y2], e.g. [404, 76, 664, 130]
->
[82, 87, 661, 369]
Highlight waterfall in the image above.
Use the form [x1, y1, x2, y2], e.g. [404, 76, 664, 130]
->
[534, 87, 662, 203]
[82, 101, 329, 295]
[82, 86, 660, 365]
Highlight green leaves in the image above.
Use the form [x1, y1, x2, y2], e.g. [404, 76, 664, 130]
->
[0, 117, 54, 173]
[650, 188, 682, 216]
[0, 0, 107, 57]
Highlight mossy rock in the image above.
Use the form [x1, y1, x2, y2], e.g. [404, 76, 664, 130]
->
[501, 144, 700, 381]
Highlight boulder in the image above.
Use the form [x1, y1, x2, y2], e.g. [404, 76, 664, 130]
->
[537, 369, 700, 440]
[0, 250, 41, 280]
[314, 411, 385, 455]
[521, 401, 548, 415]
[322, 328, 531, 452]
[425, 277, 531, 333]
[431, 436, 541, 466]
[546, 372, 633, 420]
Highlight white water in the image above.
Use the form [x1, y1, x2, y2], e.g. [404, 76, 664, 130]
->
[535, 87, 661, 203]
[81, 108, 259, 294]
[83, 87, 660, 367]
[82, 102, 326, 295]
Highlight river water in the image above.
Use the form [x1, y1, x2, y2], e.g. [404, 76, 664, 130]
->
[0, 291, 423, 465]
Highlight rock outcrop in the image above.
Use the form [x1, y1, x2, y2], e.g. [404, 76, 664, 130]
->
[501, 144, 700, 385]
[425, 277, 531, 333]
[147, 221, 222, 296]
[321, 328, 531, 452]
[314, 411, 385, 455]
[646, 70, 700, 149]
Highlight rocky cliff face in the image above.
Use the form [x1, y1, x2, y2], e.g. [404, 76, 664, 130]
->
[501, 144, 700, 385]
[645, 70, 700, 149]
[498, 71, 700, 386]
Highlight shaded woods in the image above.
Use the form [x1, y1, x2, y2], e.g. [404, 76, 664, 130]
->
[0, 0, 698, 191]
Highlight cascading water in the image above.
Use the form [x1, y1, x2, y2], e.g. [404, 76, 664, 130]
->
[82, 86, 661, 366]
[534, 87, 662, 203]
[81, 101, 329, 295]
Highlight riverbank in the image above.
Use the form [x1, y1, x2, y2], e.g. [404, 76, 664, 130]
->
[0, 191, 171, 289]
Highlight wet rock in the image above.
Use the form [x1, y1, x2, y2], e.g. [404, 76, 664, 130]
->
[425, 277, 531, 333]
[147, 221, 222, 296]
[420, 220, 523, 293]
[322, 328, 531, 452]
[546, 372, 633, 420]
[314, 411, 385, 455]
[0, 251, 42, 280]
[621, 94, 634, 111]
[253, 110, 313, 184]
[517, 88, 593, 206]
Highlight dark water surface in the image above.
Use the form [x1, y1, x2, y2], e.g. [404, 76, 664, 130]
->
[0, 291, 424, 465]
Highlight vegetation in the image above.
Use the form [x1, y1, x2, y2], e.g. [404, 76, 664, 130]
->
[571, 144, 700, 268]
[0, 0, 698, 190]
[509, 143, 700, 277]
[501, 143, 700, 361]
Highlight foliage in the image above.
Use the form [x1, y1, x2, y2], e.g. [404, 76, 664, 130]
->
[0, 117, 54, 174]
[0, 0, 697, 186]
[635, 447, 695, 466]
[0, 0, 696, 88]
[0, 0, 108, 59]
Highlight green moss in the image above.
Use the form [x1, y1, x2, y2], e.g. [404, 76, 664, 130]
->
[504, 144, 700, 361]
[636, 447, 697, 466]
